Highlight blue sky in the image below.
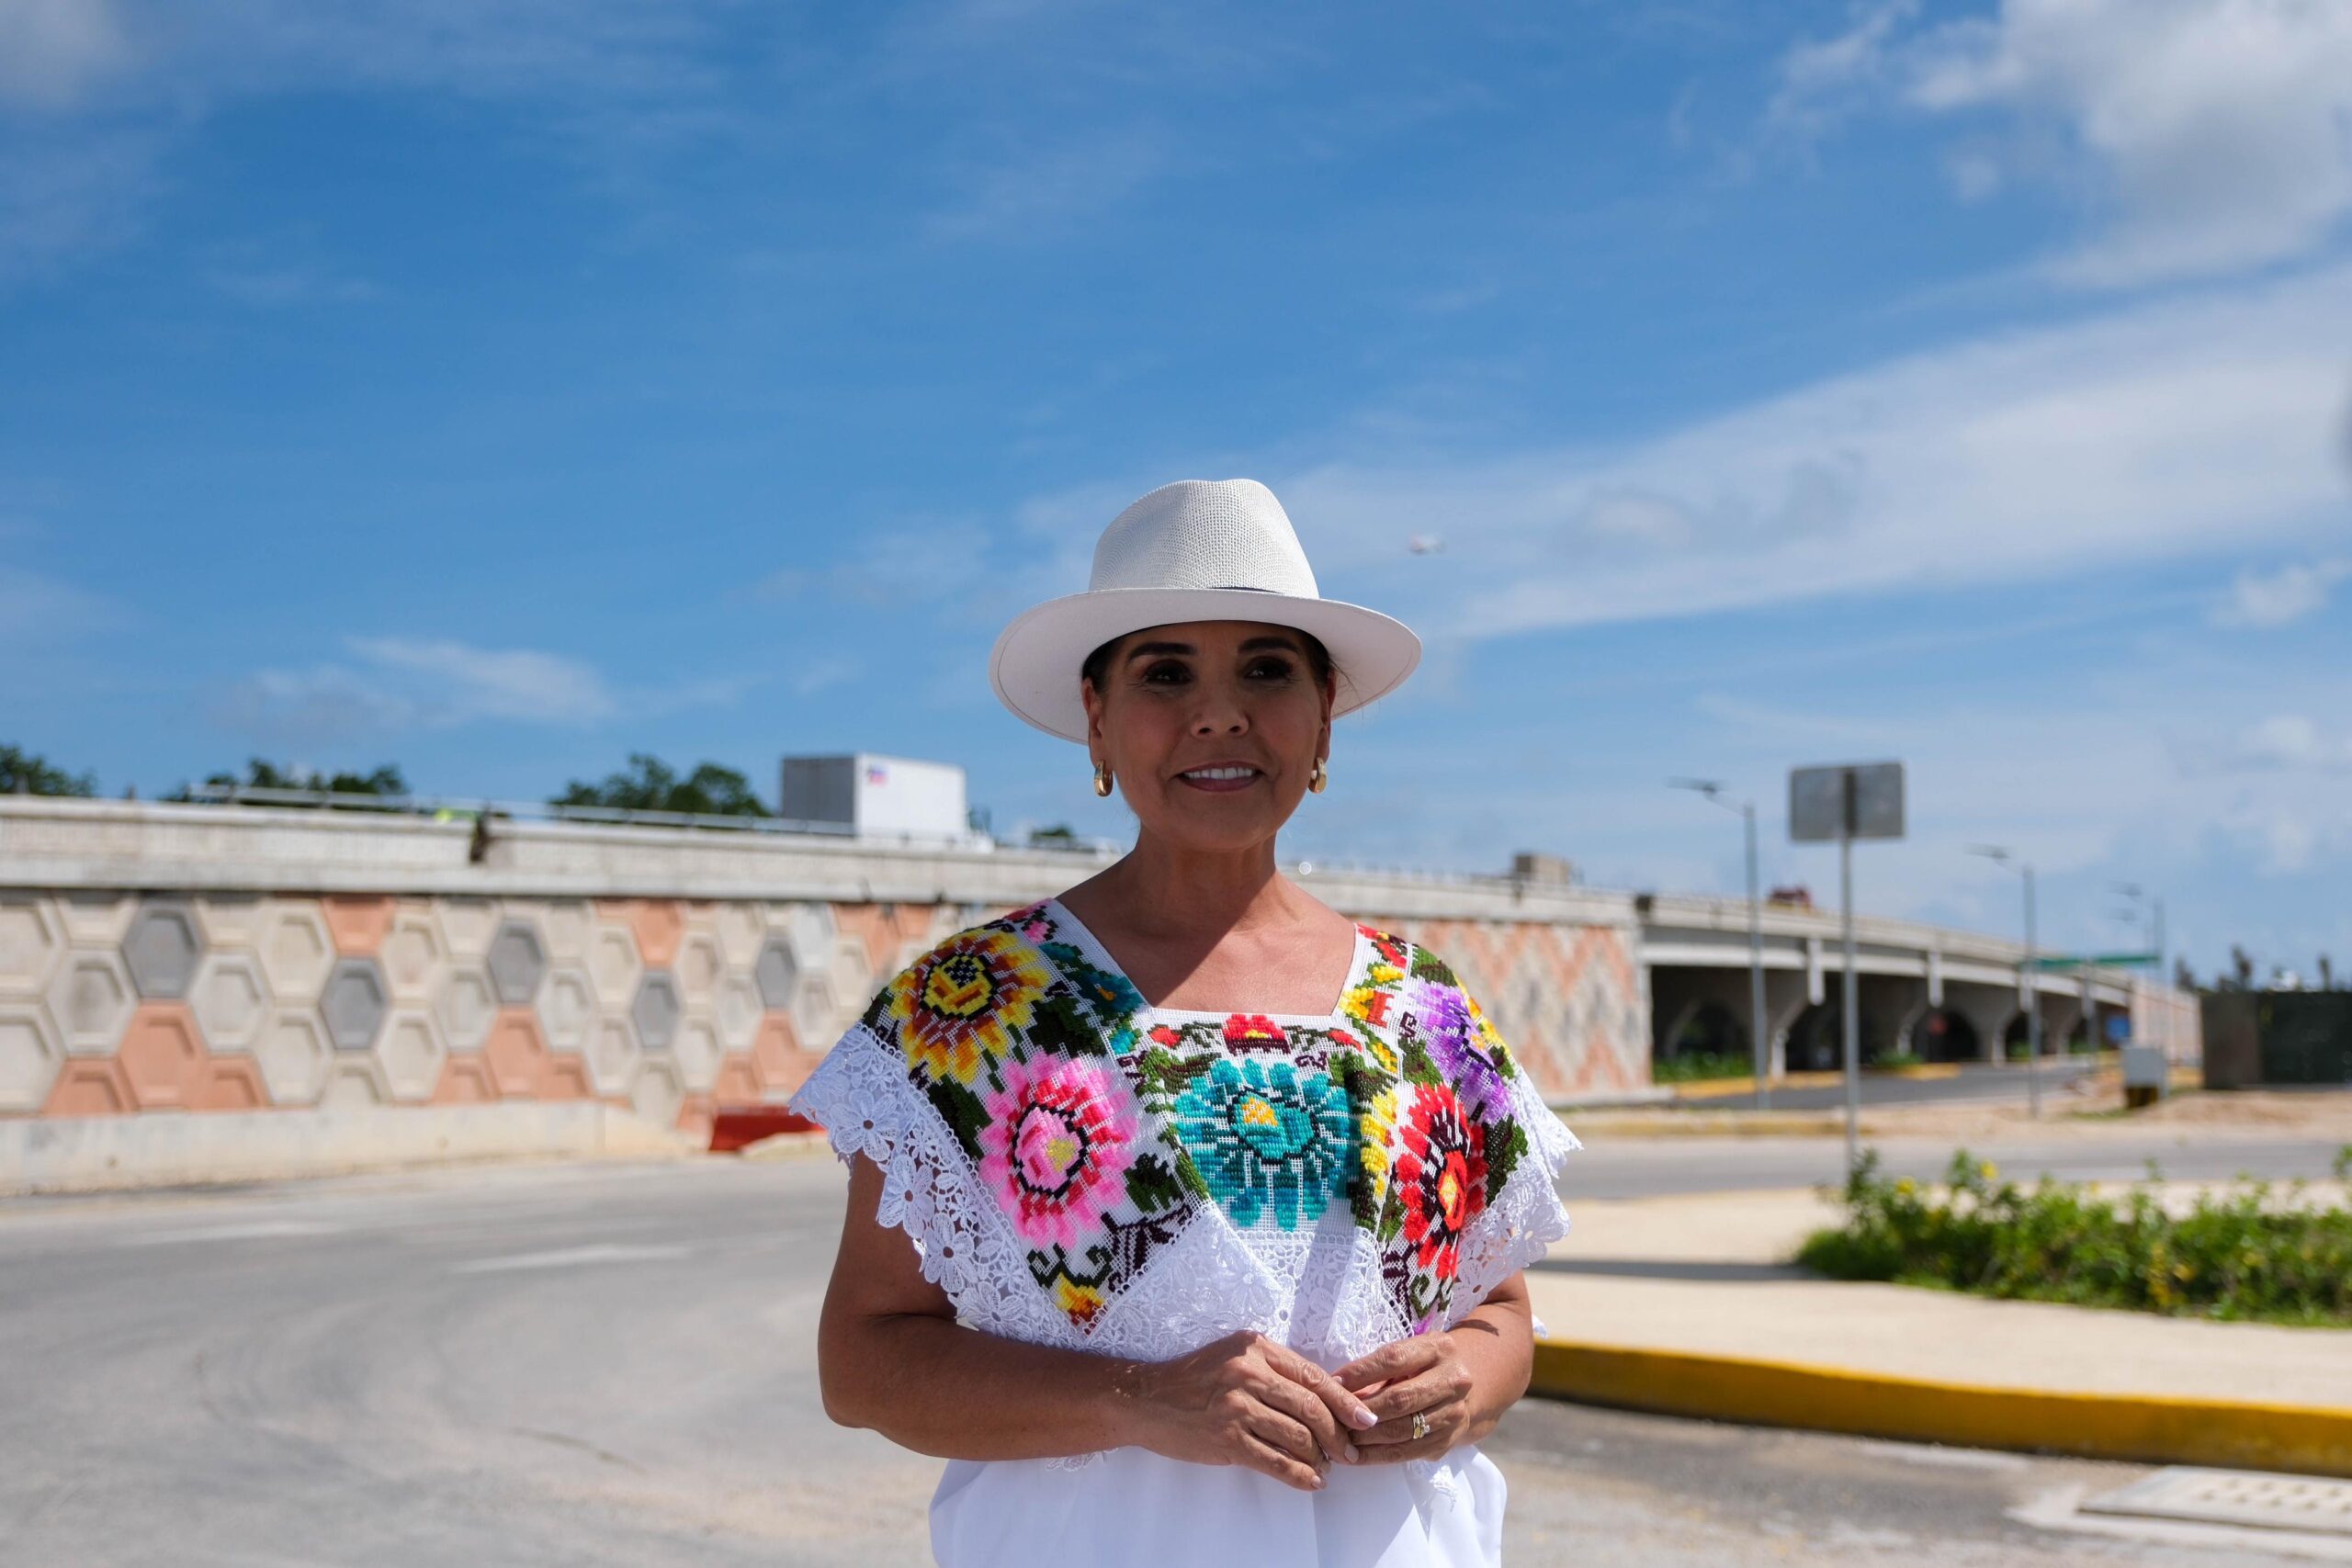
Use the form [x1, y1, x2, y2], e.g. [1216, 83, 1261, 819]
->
[4, 0, 2349, 980]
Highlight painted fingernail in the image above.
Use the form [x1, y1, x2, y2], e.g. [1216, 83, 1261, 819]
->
[1351, 1407, 1378, 1428]
[1342, 1444, 1360, 1464]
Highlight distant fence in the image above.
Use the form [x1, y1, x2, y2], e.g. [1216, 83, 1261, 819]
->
[2202, 991, 2352, 1089]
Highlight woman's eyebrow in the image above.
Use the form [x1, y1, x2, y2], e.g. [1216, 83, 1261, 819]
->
[1238, 635, 1306, 653]
[1124, 640, 1194, 660]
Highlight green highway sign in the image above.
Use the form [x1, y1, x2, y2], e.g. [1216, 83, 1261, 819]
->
[2030, 952, 2160, 970]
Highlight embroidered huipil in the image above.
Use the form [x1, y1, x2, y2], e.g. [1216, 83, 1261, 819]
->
[789, 898, 1579, 1568]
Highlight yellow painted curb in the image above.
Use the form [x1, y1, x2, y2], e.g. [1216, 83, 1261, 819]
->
[1670, 1063, 1964, 1101]
[1529, 1338, 2352, 1479]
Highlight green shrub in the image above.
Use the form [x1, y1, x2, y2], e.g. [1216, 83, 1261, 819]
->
[1798, 1149, 2352, 1326]
[1871, 1050, 1926, 1071]
[1654, 1052, 1754, 1084]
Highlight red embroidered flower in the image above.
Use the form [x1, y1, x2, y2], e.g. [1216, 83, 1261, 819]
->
[1395, 1083, 1487, 1280]
[1362, 927, 1409, 968]
[1330, 1029, 1360, 1050]
[1223, 1013, 1287, 1048]
[1148, 1024, 1181, 1047]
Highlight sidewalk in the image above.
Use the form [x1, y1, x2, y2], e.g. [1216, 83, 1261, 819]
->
[1525, 1186, 2352, 1476]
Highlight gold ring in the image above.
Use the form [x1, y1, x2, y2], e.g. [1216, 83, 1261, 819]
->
[1411, 1410, 1430, 1440]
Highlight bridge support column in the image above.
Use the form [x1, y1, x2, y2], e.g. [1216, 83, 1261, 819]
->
[1945, 981, 2019, 1065]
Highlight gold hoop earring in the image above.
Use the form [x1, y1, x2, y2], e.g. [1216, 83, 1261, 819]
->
[1092, 760, 1114, 797]
[1308, 758, 1328, 794]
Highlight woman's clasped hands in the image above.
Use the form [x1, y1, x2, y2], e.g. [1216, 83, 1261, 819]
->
[1116, 1329, 1476, 1492]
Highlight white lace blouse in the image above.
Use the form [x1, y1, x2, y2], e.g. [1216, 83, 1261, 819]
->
[790, 897, 1579, 1567]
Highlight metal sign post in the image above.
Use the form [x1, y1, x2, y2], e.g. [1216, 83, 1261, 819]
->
[1791, 761, 1906, 1174]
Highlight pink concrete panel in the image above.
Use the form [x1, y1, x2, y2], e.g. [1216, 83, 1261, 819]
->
[631, 900, 685, 968]
[191, 1055, 269, 1112]
[540, 1055, 594, 1101]
[713, 1055, 759, 1103]
[432, 1055, 499, 1105]
[750, 1012, 817, 1095]
[45, 1058, 133, 1118]
[119, 1003, 209, 1111]
[674, 1092, 715, 1143]
[481, 1008, 549, 1099]
[322, 896, 394, 956]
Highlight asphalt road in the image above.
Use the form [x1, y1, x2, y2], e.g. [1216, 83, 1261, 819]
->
[2, 1152, 2334, 1566]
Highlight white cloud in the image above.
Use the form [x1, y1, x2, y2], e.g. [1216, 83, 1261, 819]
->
[343, 637, 618, 723]
[925, 130, 1170, 242]
[1263, 263, 2352, 637]
[2211, 557, 2352, 627]
[1778, 0, 2352, 286]
[0, 0, 131, 110]
[2226, 714, 2352, 773]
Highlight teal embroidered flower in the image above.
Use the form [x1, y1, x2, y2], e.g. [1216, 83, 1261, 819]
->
[1171, 1057, 1353, 1230]
[1042, 942, 1148, 1024]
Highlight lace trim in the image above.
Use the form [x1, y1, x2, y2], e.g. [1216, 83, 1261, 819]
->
[1445, 1074, 1579, 1328]
[787, 1029, 1087, 1355]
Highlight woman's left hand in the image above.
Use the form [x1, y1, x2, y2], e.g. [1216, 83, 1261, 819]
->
[1329, 1333, 1476, 1463]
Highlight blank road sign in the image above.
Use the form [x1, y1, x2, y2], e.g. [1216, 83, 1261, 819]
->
[1789, 761, 1905, 842]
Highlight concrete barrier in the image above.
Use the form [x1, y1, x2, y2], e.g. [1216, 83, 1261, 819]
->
[0, 1103, 691, 1195]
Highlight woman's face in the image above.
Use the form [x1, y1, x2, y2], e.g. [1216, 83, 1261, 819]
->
[1081, 619, 1334, 854]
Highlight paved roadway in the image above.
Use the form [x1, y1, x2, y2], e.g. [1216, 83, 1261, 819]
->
[5, 1143, 2336, 1566]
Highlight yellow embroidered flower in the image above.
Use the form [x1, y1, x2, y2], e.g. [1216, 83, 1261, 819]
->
[1055, 1277, 1107, 1329]
[1358, 1084, 1398, 1212]
[1366, 962, 1405, 987]
[886, 928, 1053, 1087]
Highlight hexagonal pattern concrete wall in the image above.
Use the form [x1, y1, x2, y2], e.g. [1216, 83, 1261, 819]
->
[5, 890, 1636, 1135]
[0, 896, 63, 1001]
[189, 953, 270, 1053]
[0, 1003, 62, 1112]
[486, 919, 547, 1006]
[123, 903, 202, 1000]
[632, 972, 683, 1054]
[47, 952, 134, 1056]
[322, 958, 390, 1053]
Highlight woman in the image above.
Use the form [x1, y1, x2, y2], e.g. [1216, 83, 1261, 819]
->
[791, 479, 1578, 1567]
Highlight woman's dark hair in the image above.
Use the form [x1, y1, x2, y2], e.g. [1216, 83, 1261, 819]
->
[1081, 627, 1338, 694]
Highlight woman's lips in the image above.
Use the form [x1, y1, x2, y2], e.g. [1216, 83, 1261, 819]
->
[1175, 764, 1262, 794]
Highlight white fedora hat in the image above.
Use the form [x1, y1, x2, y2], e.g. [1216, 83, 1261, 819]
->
[989, 478, 1421, 742]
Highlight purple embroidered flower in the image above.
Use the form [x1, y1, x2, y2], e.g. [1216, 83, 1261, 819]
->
[1414, 979, 1506, 1119]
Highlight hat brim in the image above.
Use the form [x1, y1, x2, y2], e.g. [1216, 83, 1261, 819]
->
[989, 587, 1422, 742]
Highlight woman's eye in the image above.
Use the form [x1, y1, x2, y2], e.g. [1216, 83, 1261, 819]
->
[1246, 658, 1296, 682]
[1138, 661, 1190, 685]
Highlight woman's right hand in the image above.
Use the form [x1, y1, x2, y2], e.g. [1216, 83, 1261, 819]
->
[1114, 1331, 1381, 1491]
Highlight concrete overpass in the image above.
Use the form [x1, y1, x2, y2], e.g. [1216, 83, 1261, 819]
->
[1639, 892, 2192, 1075]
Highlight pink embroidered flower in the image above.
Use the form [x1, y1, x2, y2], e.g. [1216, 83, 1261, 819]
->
[978, 1055, 1137, 1249]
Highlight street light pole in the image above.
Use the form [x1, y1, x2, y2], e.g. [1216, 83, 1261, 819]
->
[1672, 779, 1771, 1111]
[2023, 863, 2041, 1119]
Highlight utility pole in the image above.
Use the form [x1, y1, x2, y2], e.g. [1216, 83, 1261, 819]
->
[1975, 845, 2041, 1118]
[1672, 779, 1771, 1110]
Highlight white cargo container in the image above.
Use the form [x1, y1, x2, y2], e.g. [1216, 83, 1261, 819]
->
[779, 754, 974, 843]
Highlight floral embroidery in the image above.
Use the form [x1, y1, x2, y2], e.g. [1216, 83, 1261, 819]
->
[884, 926, 1053, 1089]
[1223, 1013, 1287, 1049]
[1415, 977, 1508, 1120]
[1396, 1082, 1487, 1280]
[1356, 1081, 1398, 1217]
[832, 901, 1563, 1341]
[1172, 1057, 1354, 1230]
[978, 1055, 1139, 1249]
